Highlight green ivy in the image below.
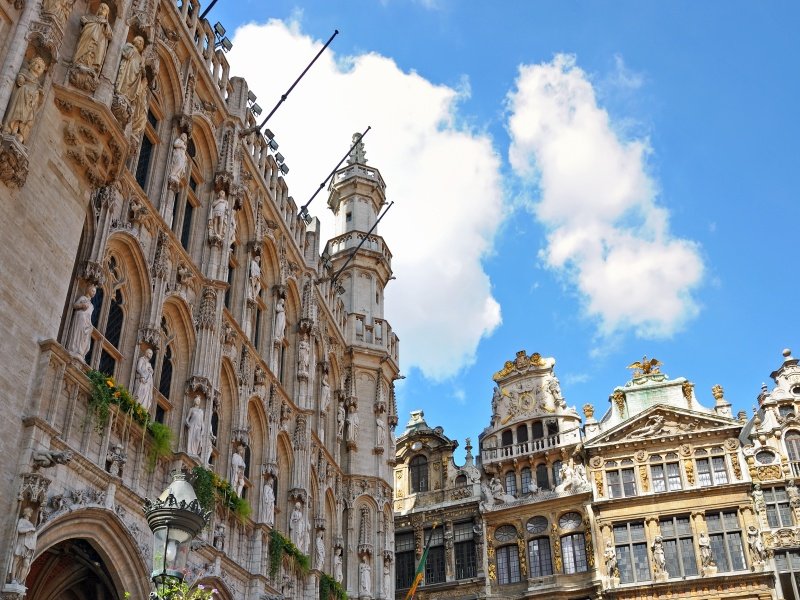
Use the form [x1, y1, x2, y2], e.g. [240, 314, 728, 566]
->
[269, 529, 310, 580]
[319, 573, 348, 600]
[191, 466, 251, 521]
[86, 369, 173, 471]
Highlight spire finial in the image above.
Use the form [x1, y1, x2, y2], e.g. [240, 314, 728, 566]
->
[347, 132, 367, 165]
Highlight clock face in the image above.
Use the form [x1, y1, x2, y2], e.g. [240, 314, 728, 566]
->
[558, 512, 583, 531]
[494, 525, 517, 542]
[526, 516, 548, 535]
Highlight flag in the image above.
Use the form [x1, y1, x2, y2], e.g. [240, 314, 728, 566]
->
[404, 522, 437, 600]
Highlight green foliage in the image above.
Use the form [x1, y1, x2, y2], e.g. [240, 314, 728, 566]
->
[269, 529, 310, 580]
[191, 466, 251, 521]
[319, 573, 348, 600]
[86, 369, 173, 470]
[152, 580, 219, 599]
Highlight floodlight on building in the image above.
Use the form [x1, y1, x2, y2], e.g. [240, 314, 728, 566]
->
[214, 21, 226, 37]
[215, 37, 232, 52]
[247, 90, 257, 103]
[267, 138, 278, 151]
[275, 152, 285, 164]
[251, 103, 262, 116]
[279, 163, 290, 176]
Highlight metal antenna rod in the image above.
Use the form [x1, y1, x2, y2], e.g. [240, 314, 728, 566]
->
[199, 0, 220, 21]
[330, 201, 394, 286]
[299, 126, 371, 217]
[241, 29, 339, 137]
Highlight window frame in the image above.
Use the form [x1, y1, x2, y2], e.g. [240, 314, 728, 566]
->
[496, 544, 521, 584]
[409, 455, 429, 493]
[613, 522, 651, 584]
[659, 515, 698, 578]
[527, 537, 553, 577]
[561, 532, 588, 575]
[705, 510, 746, 572]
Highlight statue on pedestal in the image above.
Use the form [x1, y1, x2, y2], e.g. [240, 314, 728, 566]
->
[65, 285, 96, 359]
[132, 348, 154, 410]
[3, 56, 46, 144]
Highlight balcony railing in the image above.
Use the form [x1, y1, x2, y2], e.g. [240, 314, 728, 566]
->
[481, 434, 561, 462]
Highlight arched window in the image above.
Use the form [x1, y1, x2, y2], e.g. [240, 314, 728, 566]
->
[505, 471, 517, 496]
[501, 430, 513, 447]
[88, 257, 127, 376]
[409, 455, 429, 493]
[531, 421, 544, 439]
[786, 432, 800, 476]
[528, 537, 553, 577]
[158, 345, 173, 397]
[496, 545, 521, 584]
[516, 425, 528, 443]
[135, 108, 161, 192]
[552, 460, 563, 487]
[536, 464, 550, 491]
[521, 467, 533, 494]
[455, 474, 467, 488]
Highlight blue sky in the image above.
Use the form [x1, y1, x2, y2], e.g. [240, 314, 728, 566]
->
[210, 1, 800, 460]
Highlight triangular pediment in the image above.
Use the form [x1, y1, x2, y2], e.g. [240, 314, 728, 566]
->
[584, 404, 740, 448]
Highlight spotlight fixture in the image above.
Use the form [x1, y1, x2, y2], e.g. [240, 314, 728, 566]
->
[267, 138, 278, 151]
[299, 206, 312, 225]
[279, 163, 289, 175]
[213, 21, 226, 37]
[215, 37, 232, 52]
[247, 90, 257, 103]
[275, 152, 285, 164]
[264, 128, 275, 140]
[251, 103, 262, 116]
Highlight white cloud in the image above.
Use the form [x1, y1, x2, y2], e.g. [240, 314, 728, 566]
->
[507, 54, 704, 338]
[227, 19, 503, 379]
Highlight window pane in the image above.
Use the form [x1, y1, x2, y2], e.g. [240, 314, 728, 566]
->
[697, 459, 712, 487]
[607, 471, 622, 498]
[651, 465, 666, 493]
[529, 538, 553, 577]
[680, 536, 698, 576]
[180, 202, 194, 249]
[136, 135, 154, 189]
[563, 534, 587, 574]
[709, 534, 728, 572]
[396, 534, 414, 552]
[396, 552, 415, 588]
[505, 471, 517, 496]
[425, 546, 445, 584]
[727, 532, 746, 571]
[632, 543, 651, 582]
[455, 541, 476, 579]
[521, 468, 532, 494]
[617, 545, 634, 583]
[663, 538, 680, 577]
[622, 468, 637, 496]
[105, 291, 124, 348]
[712, 457, 729, 484]
[667, 463, 683, 490]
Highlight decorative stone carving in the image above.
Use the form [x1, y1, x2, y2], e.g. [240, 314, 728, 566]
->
[69, 3, 111, 91]
[0, 134, 30, 187]
[699, 531, 716, 575]
[346, 405, 360, 446]
[18, 473, 51, 505]
[712, 384, 724, 400]
[8, 508, 37, 584]
[273, 297, 286, 342]
[320, 371, 331, 413]
[208, 189, 228, 245]
[337, 401, 345, 439]
[196, 287, 217, 330]
[167, 132, 188, 190]
[230, 445, 246, 497]
[114, 36, 145, 102]
[333, 546, 343, 583]
[297, 338, 310, 378]
[652, 535, 667, 580]
[248, 253, 262, 303]
[382, 557, 391, 599]
[604, 540, 619, 578]
[31, 449, 73, 471]
[260, 475, 275, 526]
[629, 415, 668, 438]
[185, 396, 204, 457]
[289, 502, 305, 551]
[747, 525, 766, 570]
[359, 555, 371, 598]
[375, 416, 386, 450]
[213, 523, 225, 551]
[612, 390, 626, 415]
[132, 348, 154, 411]
[2, 56, 46, 144]
[315, 530, 325, 570]
[105, 443, 126, 476]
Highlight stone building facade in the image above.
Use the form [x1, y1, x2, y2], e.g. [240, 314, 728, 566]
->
[394, 350, 800, 600]
[0, 1, 399, 599]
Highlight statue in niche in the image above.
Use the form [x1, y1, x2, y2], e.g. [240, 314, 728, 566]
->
[604, 540, 619, 578]
[383, 559, 391, 599]
[747, 526, 766, 564]
[132, 348, 154, 410]
[167, 133, 188, 190]
[289, 502, 305, 550]
[260, 475, 275, 526]
[185, 396, 204, 457]
[210, 189, 228, 239]
[376, 416, 386, 448]
[130, 72, 149, 137]
[42, 0, 75, 22]
[248, 254, 262, 301]
[298, 339, 310, 375]
[315, 530, 325, 570]
[337, 402, 346, 439]
[273, 297, 286, 341]
[652, 535, 666, 575]
[10, 507, 37, 584]
[213, 523, 225, 551]
[2, 56, 46, 144]
[699, 532, 714, 567]
[65, 284, 96, 359]
[106, 443, 126, 477]
[359, 556, 371, 596]
[320, 372, 331, 413]
[303, 512, 312, 554]
[73, 3, 112, 73]
[230, 445, 246, 497]
[115, 36, 145, 102]
[346, 406, 360, 443]
[333, 547, 343, 583]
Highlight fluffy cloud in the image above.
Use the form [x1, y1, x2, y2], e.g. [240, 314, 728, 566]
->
[227, 19, 502, 378]
[507, 54, 704, 338]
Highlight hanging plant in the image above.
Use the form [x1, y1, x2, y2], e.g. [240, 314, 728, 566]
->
[269, 529, 310, 580]
[319, 573, 348, 600]
[146, 421, 173, 469]
[191, 466, 251, 521]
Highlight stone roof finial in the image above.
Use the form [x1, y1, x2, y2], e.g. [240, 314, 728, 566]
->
[347, 132, 367, 165]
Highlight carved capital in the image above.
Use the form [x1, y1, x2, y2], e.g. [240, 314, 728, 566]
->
[288, 487, 307, 504]
[137, 327, 160, 350]
[0, 135, 29, 188]
[18, 472, 51, 504]
[80, 259, 106, 286]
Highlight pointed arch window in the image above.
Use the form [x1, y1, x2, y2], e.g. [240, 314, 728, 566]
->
[87, 257, 127, 375]
[409, 455, 429, 493]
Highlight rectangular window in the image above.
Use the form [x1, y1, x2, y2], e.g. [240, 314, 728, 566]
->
[180, 201, 194, 249]
[696, 458, 713, 487]
[776, 550, 800, 600]
[562, 533, 588, 574]
[660, 516, 697, 577]
[607, 470, 622, 498]
[395, 544, 415, 590]
[712, 456, 729, 484]
[425, 545, 445, 584]
[521, 469, 532, 494]
[667, 462, 683, 490]
[497, 545, 521, 584]
[135, 135, 154, 189]
[607, 467, 636, 498]
[706, 511, 746, 572]
[614, 522, 651, 583]
[622, 467, 637, 496]
[766, 487, 793, 528]
[505, 472, 517, 496]
[528, 537, 553, 577]
[454, 522, 476, 579]
[651, 464, 667, 493]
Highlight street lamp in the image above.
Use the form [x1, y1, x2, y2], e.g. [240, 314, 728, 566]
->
[144, 471, 210, 592]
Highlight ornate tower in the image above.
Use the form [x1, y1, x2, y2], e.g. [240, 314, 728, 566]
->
[327, 134, 399, 598]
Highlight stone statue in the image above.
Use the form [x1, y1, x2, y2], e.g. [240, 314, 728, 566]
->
[249, 254, 262, 301]
[185, 396, 204, 457]
[346, 406, 360, 443]
[31, 449, 73, 470]
[210, 189, 228, 239]
[359, 556, 371, 596]
[491, 386, 501, 417]
[630, 415, 667, 438]
[747, 526, 766, 564]
[652, 535, 666, 575]
[604, 540, 619, 578]
[10, 507, 37, 584]
[168, 133, 188, 190]
[333, 547, 343, 583]
[273, 297, 286, 341]
[2, 56, 46, 143]
[115, 36, 145, 101]
[298, 339, 310, 374]
[376, 416, 386, 448]
[383, 559, 391, 598]
[261, 475, 275, 526]
[65, 285, 96, 359]
[231, 445, 246, 497]
[320, 372, 331, 413]
[132, 348, 154, 410]
[73, 3, 112, 73]
[303, 513, 312, 554]
[42, 0, 75, 21]
[548, 375, 565, 408]
[489, 476, 515, 503]
[213, 522, 225, 551]
[337, 402, 346, 439]
[106, 443, 126, 477]
[289, 502, 305, 550]
[315, 530, 325, 570]
[753, 484, 765, 514]
[699, 532, 714, 567]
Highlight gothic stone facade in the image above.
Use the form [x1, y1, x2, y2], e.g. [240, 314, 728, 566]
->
[0, 1, 399, 599]
[394, 350, 800, 600]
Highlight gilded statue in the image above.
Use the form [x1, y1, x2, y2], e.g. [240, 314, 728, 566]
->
[627, 355, 661, 376]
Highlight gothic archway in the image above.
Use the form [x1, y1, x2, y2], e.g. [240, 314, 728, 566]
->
[26, 538, 120, 600]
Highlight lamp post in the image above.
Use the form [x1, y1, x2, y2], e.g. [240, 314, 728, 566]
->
[144, 470, 210, 597]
